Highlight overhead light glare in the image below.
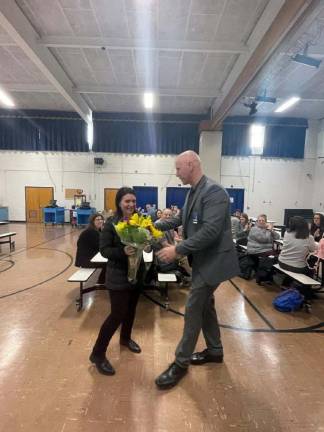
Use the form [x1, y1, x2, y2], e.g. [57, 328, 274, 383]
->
[0, 86, 15, 108]
[250, 124, 265, 155]
[143, 92, 154, 109]
[87, 121, 93, 151]
[275, 96, 300, 113]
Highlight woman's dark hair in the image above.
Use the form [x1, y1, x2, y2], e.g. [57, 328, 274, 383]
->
[240, 213, 249, 225]
[311, 213, 324, 229]
[88, 212, 104, 229]
[115, 187, 136, 219]
[288, 216, 309, 239]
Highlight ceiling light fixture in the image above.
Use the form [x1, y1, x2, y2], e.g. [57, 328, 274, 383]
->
[143, 92, 154, 109]
[0, 86, 15, 108]
[292, 43, 322, 68]
[275, 96, 300, 113]
[255, 89, 277, 104]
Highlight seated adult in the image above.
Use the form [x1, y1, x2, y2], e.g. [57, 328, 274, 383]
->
[75, 212, 106, 284]
[236, 212, 251, 244]
[234, 209, 241, 219]
[279, 216, 316, 273]
[279, 216, 317, 300]
[247, 214, 280, 270]
[310, 213, 324, 242]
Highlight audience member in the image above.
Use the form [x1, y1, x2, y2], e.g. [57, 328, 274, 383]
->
[156, 209, 163, 220]
[145, 203, 157, 221]
[279, 216, 317, 301]
[310, 213, 324, 242]
[234, 209, 241, 219]
[236, 213, 251, 244]
[247, 214, 280, 275]
[75, 212, 106, 284]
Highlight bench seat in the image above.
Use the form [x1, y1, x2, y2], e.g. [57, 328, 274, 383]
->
[273, 264, 320, 286]
[0, 231, 16, 252]
[68, 268, 104, 311]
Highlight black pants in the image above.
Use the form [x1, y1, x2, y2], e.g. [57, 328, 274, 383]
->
[92, 288, 140, 357]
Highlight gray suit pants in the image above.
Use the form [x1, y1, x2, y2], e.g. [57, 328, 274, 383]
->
[175, 273, 222, 368]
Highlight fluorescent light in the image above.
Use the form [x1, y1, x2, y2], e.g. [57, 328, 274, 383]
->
[292, 53, 321, 68]
[275, 96, 300, 113]
[250, 124, 265, 155]
[87, 121, 93, 151]
[143, 92, 154, 109]
[0, 86, 15, 108]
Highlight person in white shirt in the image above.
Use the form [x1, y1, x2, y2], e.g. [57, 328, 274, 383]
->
[279, 216, 317, 301]
[279, 216, 316, 273]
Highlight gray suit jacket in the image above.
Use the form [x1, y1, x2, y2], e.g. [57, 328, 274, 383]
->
[157, 175, 239, 286]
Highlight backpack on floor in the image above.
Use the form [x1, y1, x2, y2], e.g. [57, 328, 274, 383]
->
[272, 288, 304, 312]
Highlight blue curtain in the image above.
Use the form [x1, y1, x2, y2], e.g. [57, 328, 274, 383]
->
[38, 118, 88, 152]
[0, 116, 40, 150]
[222, 123, 251, 156]
[222, 116, 308, 159]
[93, 112, 205, 155]
[263, 125, 305, 158]
[0, 110, 205, 154]
[133, 186, 158, 209]
[166, 187, 190, 209]
[0, 110, 88, 152]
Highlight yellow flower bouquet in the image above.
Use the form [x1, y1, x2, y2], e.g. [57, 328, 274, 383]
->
[114, 213, 163, 283]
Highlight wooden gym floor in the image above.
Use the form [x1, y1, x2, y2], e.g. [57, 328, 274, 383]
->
[0, 223, 324, 432]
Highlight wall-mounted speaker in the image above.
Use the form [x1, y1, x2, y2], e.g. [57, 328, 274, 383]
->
[94, 157, 104, 165]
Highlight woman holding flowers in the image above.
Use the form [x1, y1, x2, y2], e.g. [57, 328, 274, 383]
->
[89, 187, 162, 376]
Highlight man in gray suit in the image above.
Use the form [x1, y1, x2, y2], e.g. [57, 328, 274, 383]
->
[155, 150, 239, 389]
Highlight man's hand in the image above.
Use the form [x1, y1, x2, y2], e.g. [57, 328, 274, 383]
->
[156, 244, 177, 263]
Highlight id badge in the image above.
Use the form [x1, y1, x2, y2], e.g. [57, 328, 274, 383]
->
[192, 212, 198, 224]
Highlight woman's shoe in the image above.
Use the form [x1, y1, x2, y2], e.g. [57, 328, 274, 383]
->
[120, 338, 141, 353]
[89, 352, 115, 375]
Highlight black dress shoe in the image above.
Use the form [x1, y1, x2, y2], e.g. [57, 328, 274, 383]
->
[89, 353, 115, 375]
[120, 339, 141, 353]
[190, 349, 223, 365]
[155, 362, 188, 389]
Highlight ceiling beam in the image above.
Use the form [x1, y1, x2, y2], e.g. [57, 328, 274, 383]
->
[208, 0, 319, 130]
[7, 83, 324, 102]
[77, 85, 218, 98]
[0, 0, 92, 123]
[3, 82, 219, 98]
[39, 36, 248, 55]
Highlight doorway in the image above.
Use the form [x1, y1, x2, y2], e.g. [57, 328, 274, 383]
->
[104, 188, 118, 212]
[25, 187, 54, 223]
[226, 188, 245, 215]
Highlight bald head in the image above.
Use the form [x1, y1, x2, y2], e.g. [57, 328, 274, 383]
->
[175, 151, 203, 186]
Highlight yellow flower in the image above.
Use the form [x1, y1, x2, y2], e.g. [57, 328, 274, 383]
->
[129, 213, 139, 226]
[115, 221, 127, 233]
[149, 225, 163, 239]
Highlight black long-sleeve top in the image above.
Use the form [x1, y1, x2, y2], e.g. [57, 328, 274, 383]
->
[75, 227, 101, 268]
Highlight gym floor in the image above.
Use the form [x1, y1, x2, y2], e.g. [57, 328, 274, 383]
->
[1, 223, 324, 432]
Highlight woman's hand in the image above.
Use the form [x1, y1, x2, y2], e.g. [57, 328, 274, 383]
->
[124, 245, 136, 256]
